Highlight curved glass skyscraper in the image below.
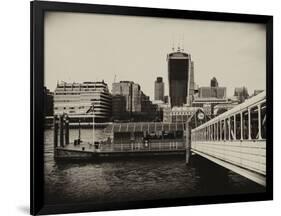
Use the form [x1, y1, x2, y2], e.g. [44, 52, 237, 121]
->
[167, 48, 194, 107]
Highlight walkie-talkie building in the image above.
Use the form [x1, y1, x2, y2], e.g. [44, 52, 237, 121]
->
[167, 48, 194, 107]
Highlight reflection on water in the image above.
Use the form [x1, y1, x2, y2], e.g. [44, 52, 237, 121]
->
[44, 128, 264, 205]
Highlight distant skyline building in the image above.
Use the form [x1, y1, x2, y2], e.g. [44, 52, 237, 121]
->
[112, 81, 158, 121]
[234, 87, 249, 103]
[199, 87, 226, 99]
[154, 77, 164, 101]
[198, 77, 226, 99]
[112, 81, 141, 113]
[193, 78, 229, 116]
[53, 81, 112, 122]
[167, 47, 195, 107]
[112, 94, 127, 120]
[210, 77, 219, 87]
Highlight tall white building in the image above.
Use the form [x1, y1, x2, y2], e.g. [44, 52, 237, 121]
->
[54, 81, 112, 122]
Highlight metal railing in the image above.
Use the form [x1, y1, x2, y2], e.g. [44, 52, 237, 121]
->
[99, 139, 185, 152]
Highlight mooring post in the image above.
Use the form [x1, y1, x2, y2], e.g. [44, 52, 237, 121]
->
[185, 121, 191, 164]
[53, 115, 58, 149]
[59, 115, 64, 147]
[78, 118, 81, 145]
[64, 115, 69, 145]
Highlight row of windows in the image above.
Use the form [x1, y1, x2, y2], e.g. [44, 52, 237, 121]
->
[171, 112, 194, 115]
[54, 105, 111, 110]
[55, 92, 107, 95]
[54, 106, 85, 110]
[192, 102, 266, 141]
[57, 86, 106, 88]
[172, 115, 189, 122]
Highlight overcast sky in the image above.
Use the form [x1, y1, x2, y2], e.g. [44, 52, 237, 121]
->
[44, 12, 266, 98]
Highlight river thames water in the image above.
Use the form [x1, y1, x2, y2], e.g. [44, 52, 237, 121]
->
[44, 128, 264, 205]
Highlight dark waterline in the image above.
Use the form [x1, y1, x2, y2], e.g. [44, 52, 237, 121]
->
[44, 128, 264, 205]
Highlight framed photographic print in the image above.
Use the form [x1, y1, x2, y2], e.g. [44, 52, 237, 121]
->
[31, 1, 273, 215]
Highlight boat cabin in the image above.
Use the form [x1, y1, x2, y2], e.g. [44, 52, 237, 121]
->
[104, 122, 186, 144]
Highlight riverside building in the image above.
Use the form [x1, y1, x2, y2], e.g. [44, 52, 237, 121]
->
[112, 81, 158, 121]
[53, 81, 112, 122]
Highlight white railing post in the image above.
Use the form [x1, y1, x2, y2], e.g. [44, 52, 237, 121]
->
[217, 123, 219, 141]
[240, 112, 243, 141]
[258, 104, 262, 139]
[258, 104, 262, 140]
[248, 108, 252, 140]
[234, 115, 236, 140]
[228, 117, 231, 141]
[223, 119, 226, 141]
[220, 120, 222, 141]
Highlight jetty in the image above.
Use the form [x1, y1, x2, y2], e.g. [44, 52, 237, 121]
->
[54, 118, 187, 160]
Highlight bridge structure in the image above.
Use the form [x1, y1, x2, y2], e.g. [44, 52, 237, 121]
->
[189, 91, 266, 186]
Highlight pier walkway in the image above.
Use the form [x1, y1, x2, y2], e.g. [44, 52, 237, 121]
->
[189, 91, 266, 186]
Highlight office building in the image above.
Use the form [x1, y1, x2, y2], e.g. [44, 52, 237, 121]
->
[198, 77, 226, 99]
[192, 78, 230, 116]
[210, 77, 219, 87]
[54, 81, 112, 122]
[199, 86, 226, 99]
[154, 77, 164, 101]
[167, 47, 195, 107]
[234, 87, 249, 103]
[112, 81, 158, 121]
[112, 81, 142, 113]
[112, 95, 127, 120]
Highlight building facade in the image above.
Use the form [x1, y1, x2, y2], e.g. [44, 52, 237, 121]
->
[154, 77, 164, 101]
[163, 106, 204, 123]
[112, 95, 127, 120]
[54, 81, 112, 122]
[210, 77, 219, 87]
[198, 77, 226, 99]
[192, 78, 231, 117]
[198, 86, 226, 99]
[234, 87, 249, 103]
[167, 48, 195, 107]
[112, 81, 158, 121]
[112, 81, 142, 113]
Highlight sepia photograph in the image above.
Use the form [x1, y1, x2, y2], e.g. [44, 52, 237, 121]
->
[31, 2, 272, 214]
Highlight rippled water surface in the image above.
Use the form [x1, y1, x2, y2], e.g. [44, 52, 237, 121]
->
[44, 128, 264, 205]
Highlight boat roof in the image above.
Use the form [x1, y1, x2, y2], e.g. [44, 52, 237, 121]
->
[104, 122, 186, 133]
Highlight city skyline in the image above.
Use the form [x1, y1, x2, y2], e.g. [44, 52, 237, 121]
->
[45, 12, 266, 99]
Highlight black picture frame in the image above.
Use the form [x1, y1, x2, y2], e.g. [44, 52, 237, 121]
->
[31, 1, 273, 215]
